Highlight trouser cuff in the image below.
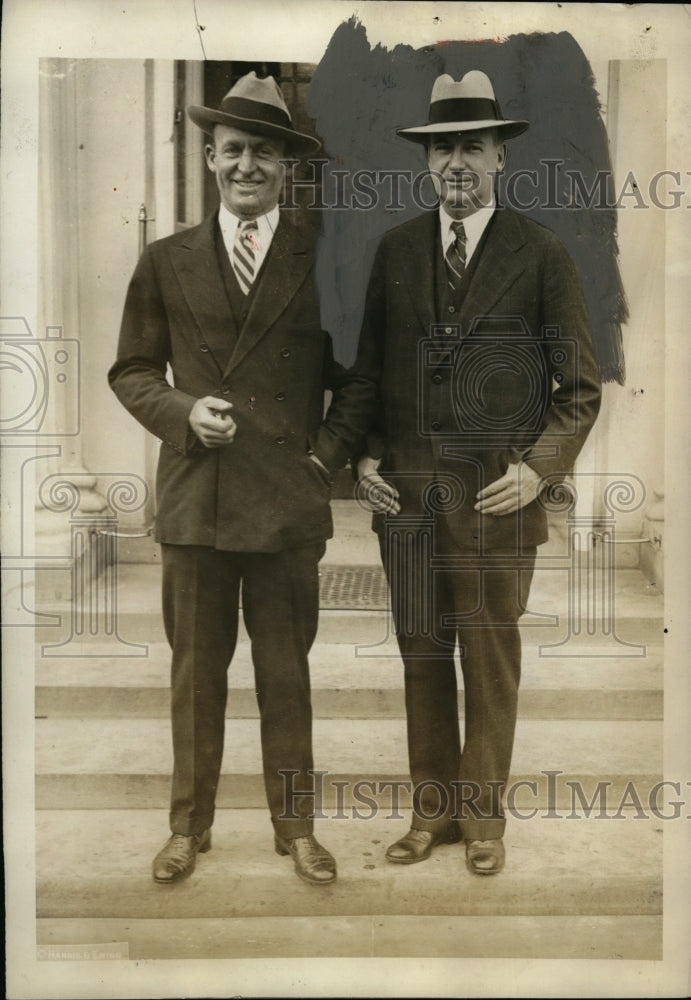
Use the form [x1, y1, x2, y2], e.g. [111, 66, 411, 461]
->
[272, 816, 314, 840]
[170, 810, 214, 837]
[411, 813, 457, 835]
[459, 817, 506, 842]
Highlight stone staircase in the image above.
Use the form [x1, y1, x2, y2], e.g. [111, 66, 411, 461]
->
[34, 501, 664, 960]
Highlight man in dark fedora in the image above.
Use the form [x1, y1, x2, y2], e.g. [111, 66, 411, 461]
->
[354, 71, 602, 874]
[109, 72, 372, 885]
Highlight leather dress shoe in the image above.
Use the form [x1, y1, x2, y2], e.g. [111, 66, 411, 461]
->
[152, 829, 211, 883]
[385, 823, 462, 865]
[274, 833, 337, 885]
[465, 838, 505, 875]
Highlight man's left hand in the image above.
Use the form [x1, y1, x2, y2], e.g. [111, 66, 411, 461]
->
[474, 462, 542, 516]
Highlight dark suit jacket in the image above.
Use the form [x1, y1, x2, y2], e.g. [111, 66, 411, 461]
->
[109, 211, 373, 552]
[354, 207, 603, 551]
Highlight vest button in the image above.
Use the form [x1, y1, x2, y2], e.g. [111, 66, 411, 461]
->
[274, 391, 286, 401]
[275, 436, 286, 445]
[431, 420, 442, 431]
[200, 343, 209, 352]
[280, 348, 291, 358]
[221, 387, 230, 395]
[448, 305, 456, 314]
[432, 374, 443, 385]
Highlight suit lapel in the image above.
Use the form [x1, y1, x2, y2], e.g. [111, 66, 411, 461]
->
[224, 217, 313, 375]
[170, 214, 238, 374]
[398, 212, 438, 335]
[397, 210, 528, 338]
[460, 209, 528, 331]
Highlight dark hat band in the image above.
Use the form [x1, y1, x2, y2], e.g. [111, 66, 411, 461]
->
[429, 97, 503, 125]
[219, 95, 293, 130]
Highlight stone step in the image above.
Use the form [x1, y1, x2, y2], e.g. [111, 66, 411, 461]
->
[36, 770, 666, 813]
[36, 717, 662, 777]
[34, 554, 664, 651]
[36, 913, 662, 960]
[40, 557, 664, 618]
[34, 685, 662, 721]
[35, 808, 663, 920]
[34, 642, 664, 690]
[34, 607, 666, 651]
[39, 562, 664, 618]
[35, 715, 662, 810]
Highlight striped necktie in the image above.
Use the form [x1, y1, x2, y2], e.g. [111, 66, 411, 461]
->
[445, 220, 467, 290]
[233, 221, 259, 295]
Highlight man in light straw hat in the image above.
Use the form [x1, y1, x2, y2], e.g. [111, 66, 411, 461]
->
[110, 72, 373, 886]
[354, 70, 601, 874]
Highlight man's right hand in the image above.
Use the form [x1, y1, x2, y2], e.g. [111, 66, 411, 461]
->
[188, 396, 237, 448]
[356, 455, 401, 514]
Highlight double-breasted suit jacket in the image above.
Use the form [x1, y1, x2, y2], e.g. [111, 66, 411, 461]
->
[109, 211, 372, 552]
[355, 206, 602, 551]
[110, 209, 376, 841]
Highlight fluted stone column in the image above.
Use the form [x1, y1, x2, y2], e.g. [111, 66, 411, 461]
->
[36, 57, 106, 562]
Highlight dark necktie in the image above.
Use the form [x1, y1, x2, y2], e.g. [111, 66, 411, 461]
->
[233, 221, 259, 295]
[445, 220, 467, 290]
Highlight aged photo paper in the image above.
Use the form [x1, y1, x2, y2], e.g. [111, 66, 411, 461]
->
[2, 1, 690, 997]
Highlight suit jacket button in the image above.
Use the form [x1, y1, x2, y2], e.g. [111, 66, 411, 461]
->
[431, 421, 442, 431]
[275, 436, 286, 445]
[274, 391, 286, 401]
[221, 387, 230, 394]
[280, 348, 291, 358]
[200, 343, 209, 352]
[432, 374, 442, 384]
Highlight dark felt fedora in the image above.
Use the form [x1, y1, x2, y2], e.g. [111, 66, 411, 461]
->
[188, 71, 321, 154]
[397, 70, 529, 143]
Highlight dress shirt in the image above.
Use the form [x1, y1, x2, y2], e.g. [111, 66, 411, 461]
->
[440, 201, 495, 265]
[218, 202, 280, 275]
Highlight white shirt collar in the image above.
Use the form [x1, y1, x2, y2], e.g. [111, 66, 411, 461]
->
[440, 201, 495, 264]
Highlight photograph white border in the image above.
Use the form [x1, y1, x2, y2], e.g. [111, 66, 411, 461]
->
[2, 2, 689, 997]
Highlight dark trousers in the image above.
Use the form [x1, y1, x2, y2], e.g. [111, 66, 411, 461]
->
[380, 521, 536, 841]
[161, 541, 325, 839]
